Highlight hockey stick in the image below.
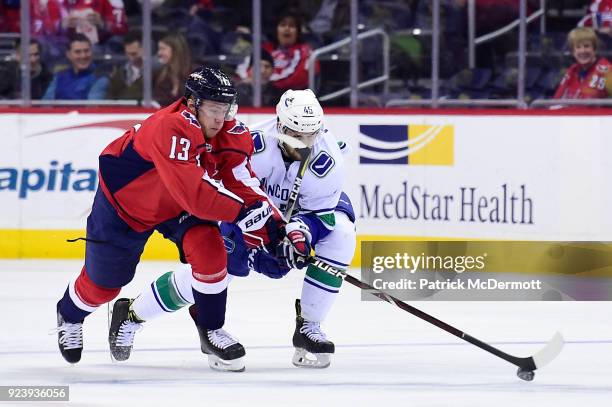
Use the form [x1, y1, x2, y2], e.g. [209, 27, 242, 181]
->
[273, 132, 312, 220]
[239, 131, 311, 251]
[310, 259, 564, 381]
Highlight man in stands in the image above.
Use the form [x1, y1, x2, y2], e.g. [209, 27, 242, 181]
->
[106, 31, 144, 100]
[0, 39, 52, 100]
[43, 34, 109, 100]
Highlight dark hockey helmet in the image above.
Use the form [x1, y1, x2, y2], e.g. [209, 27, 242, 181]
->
[184, 66, 238, 118]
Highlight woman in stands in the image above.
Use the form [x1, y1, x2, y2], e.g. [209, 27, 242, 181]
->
[263, 12, 318, 93]
[154, 32, 192, 107]
[554, 27, 612, 99]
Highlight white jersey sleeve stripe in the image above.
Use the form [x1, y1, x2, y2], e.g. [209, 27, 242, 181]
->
[202, 171, 244, 204]
[231, 158, 269, 195]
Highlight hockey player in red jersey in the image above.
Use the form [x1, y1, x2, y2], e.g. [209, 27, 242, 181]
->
[554, 27, 612, 99]
[55, 67, 286, 371]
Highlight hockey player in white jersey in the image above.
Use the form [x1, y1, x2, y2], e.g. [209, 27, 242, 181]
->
[248, 89, 356, 368]
[108, 89, 356, 370]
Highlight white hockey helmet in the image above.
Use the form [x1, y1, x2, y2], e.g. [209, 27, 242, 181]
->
[276, 89, 323, 146]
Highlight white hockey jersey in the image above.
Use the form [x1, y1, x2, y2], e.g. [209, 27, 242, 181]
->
[249, 117, 345, 227]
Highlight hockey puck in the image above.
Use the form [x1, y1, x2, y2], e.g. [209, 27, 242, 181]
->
[516, 367, 535, 381]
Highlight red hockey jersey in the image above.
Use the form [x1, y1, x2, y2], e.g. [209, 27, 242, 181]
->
[0, 0, 62, 36]
[200, 119, 269, 208]
[578, 0, 612, 30]
[98, 99, 245, 232]
[201, 119, 284, 247]
[58, 0, 128, 39]
[263, 42, 319, 91]
[553, 57, 612, 99]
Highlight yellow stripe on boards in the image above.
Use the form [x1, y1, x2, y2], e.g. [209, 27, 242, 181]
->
[1, 230, 474, 267]
[0, 229, 177, 260]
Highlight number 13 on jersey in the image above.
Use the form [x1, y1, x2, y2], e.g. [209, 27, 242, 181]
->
[169, 135, 191, 161]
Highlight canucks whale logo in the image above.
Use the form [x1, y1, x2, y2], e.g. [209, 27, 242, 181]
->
[359, 124, 454, 165]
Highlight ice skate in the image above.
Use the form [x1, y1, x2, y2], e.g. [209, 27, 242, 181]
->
[108, 298, 143, 361]
[292, 299, 334, 368]
[55, 305, 83, 364]
[189, 305, 246, 372]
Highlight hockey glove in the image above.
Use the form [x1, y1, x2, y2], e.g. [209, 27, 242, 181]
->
[277, 218, 312, 270]
[235, 201, 273, 232]
[235, 201, 284, 249]
[248, 248, 291, 279]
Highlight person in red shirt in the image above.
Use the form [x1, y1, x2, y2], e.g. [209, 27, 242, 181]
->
[54, 67, 296, 372]
[0, 0, 62, 36]
[263, 13, 319, 92]
[554, 27, 612, 99]
[58, 0, 128, 44]
[578, 0, 612, 35]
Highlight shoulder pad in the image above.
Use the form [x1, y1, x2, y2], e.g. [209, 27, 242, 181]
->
[162, 110, 202, 136]
[178, 109, 201, 129]
[225, 120, 249, 135]
[217, 123, 253, 155]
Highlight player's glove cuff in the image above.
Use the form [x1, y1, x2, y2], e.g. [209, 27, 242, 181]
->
[277, 218, 312, 270]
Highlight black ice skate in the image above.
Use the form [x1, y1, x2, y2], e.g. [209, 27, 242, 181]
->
[189, 305, 246, 372]
[108, 298, 143, 361]
[292, 299, 335, 368]
[55, 305, 83, 364]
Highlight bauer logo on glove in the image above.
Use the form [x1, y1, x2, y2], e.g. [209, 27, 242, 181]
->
[236, 201, 273, 232]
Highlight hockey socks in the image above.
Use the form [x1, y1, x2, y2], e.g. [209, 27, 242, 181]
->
[57, 287, 94, 323]
[57, 267, 119, 322]
[192, 288, 227, 330]
[131, 270, 193, 321]
[300, 262, 343, 322]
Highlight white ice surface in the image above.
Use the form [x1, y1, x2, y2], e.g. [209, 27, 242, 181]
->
[1, 260, 611, 407]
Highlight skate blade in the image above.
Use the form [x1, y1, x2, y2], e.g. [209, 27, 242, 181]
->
[207, 355, 245, 372]
[109, 347, 131, 362]
[292, 348, 331, 369]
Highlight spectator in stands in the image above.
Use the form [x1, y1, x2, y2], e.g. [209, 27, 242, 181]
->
[153, 32, 192, 107]
[437, 0, 539, 72]
[236, 49, 284, 106]
[554, 27, 612, 99]
[0, 1, 69, 65]
[107, 31, 143, 100]
[578, 0, 612, 36]
[43, 34, 109, 100]
[0, 39, 52, 100]
[58, 0, 128, 44]
[308, 0, 352, 44]
[263, 12, 318, 92]
[0, 0, 62, 36]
